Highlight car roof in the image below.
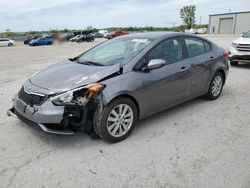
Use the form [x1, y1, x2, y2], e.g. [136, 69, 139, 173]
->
[122, 32, 183, 39]
[121, 32, 212, 44]
[0, 38, 9, 40]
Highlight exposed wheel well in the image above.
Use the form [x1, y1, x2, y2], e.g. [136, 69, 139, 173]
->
[109, 94, 140, 119]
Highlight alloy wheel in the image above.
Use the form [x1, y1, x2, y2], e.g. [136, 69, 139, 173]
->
[107, 104, 134, 138]
[211, 75, 223, 97]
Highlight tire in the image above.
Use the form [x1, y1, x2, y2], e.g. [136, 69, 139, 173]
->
[230, 61, 238, 66]
[205, 72, 224, 100]
[8, 43, 13, 47]
[93, 98, 138, 143]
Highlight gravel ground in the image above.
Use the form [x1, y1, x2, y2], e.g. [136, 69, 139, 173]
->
[0, 35, 249, 188]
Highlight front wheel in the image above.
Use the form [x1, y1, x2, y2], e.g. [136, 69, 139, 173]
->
[205, 72, 224, 100]
[93, 98, 137, 143]
[8, 43, 13, 46]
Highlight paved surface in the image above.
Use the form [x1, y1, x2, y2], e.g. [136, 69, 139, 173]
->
[0, 35, 249, 188]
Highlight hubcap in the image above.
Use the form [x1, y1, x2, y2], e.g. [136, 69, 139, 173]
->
[107, 104, 134, 137]
[212, 75, 223, 97]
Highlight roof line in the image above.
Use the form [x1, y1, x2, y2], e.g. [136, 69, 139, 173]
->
[209, 11, 250, 16]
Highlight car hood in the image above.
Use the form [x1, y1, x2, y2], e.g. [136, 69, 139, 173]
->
[30, 59, 120, 93]
[233, 37, 250, 44]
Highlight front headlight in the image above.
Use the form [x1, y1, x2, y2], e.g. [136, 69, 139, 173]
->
[231, 42, 237, 48]
[52, 83, 105, 106]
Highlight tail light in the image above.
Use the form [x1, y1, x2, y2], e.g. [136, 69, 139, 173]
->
[223, 50, 229, 58]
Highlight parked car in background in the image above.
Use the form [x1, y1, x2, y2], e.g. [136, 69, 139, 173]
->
[0, 38, 15, 47]
[93, 33, 104, 38]
[107, 30, 129, 39]
[8, 32, 229, 143]
[24, 35, 41, 45]
[69, 35, 81, 42]
[76, 34, 95, 43]
[29, 37, 53, 46]
[59, 34, 74, 42]
[229, 31, 250, 66]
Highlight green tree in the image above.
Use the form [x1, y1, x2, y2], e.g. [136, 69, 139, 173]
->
[63, 28, 69, 33]
[180, 5, 196, 29]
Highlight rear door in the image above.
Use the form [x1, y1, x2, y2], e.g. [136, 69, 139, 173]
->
[138, 37, 192, 115]
[183, 37, 213, 96]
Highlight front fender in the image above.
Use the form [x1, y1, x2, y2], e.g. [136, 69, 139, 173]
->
[101, 89, 138, 106]
[99, 71, 142, 109]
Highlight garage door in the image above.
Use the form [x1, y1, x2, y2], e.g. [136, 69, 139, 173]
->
[219, 18, 233, 34]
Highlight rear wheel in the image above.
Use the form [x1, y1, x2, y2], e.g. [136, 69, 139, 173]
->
[205, 72, 224, 100]
[93, 98, 137, 143]
[230, 61, 238, 66]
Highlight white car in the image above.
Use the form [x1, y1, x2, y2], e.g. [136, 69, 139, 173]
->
[0, 38, 15, 47]
[229, 31, 250, 66]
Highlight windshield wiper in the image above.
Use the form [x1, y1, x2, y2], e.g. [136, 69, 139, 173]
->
[80, 61, 104, 66]
[68, 56, 79, 62]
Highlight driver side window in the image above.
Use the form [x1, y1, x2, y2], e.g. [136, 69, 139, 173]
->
[148, 38, 182, 64]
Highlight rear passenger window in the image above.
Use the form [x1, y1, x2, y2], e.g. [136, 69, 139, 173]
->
[185, 38, 206, 57]
[204, 41, 211, 52]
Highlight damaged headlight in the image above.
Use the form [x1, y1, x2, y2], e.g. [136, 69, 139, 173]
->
[51, 83, 105, 106]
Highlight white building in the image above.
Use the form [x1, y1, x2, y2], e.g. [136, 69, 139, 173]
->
[209, 11, 250, 34]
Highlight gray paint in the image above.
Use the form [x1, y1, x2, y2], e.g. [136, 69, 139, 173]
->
[10, 32, 229, 128]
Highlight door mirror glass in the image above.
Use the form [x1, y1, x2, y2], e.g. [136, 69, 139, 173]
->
[147, 59, 166, 70]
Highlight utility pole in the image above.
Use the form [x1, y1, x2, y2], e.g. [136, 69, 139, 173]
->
[166, 22, 177, 29]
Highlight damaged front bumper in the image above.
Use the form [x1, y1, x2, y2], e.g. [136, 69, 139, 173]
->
[7, 94, 90, 135]
[7, 107, 74, 135]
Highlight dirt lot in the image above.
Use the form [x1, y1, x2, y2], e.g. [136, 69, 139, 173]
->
[0, 35, 249, 188]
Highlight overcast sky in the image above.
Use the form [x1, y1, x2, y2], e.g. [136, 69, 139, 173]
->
[0, 0, 249, 32]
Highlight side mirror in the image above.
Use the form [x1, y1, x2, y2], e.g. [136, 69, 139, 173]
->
[145, 59, 167, 71]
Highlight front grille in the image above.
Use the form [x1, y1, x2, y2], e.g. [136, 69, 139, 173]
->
[18, 87, 47, 106]
[236, 44, 250, 52]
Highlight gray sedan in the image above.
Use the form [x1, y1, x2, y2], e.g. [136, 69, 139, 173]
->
[7, 32, 229, 143]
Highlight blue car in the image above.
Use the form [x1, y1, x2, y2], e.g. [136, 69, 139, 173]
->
[29, 37, 53, 46]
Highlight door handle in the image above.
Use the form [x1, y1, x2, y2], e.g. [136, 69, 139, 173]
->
[180, 66, 188, 72]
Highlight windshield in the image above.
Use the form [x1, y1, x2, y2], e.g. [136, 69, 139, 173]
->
[243, 31, 250, 38]
[78, 37, 153, 66]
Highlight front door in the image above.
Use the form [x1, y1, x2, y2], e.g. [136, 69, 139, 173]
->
[138, 37, 192, 116]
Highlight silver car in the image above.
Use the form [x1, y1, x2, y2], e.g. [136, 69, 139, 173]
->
[8, 32, 229, 143]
